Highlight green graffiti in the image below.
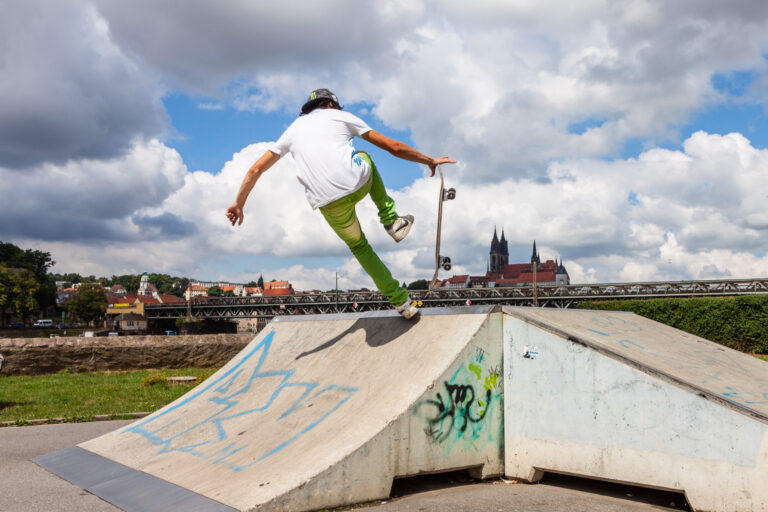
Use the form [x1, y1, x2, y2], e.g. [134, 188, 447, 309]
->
[416, 351, 502, 454]
[484, 371, 499, 391]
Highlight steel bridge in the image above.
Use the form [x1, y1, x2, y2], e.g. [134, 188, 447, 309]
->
[145, 278, 768, 320]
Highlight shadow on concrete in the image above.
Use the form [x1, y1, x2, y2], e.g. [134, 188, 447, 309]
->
[541, 473, 690, 510]
[296, 316, 422, 360]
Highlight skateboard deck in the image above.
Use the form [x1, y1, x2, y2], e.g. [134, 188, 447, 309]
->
[429, 165, 455, 290]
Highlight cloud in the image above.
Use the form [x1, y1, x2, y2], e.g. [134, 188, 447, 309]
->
[0, 1, 165, 168]
[25, 131, 767, 290]
[4, 1, 768, 290]
[93, 0, 426, 95]
[0, 139, 187, 241]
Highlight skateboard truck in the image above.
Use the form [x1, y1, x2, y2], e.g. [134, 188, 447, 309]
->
[442, 188, 456, 201]
[439, 256, 452, 271]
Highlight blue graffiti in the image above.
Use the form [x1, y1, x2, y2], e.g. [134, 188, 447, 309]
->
[722, 387, 768, 407]
[123, 331, 358, 472]
[588, 328, 644, 350]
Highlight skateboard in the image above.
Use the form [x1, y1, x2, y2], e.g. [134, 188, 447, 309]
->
[429, 165, 456, 290]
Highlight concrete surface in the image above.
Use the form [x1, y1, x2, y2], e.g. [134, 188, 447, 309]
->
[29, 305, 767, 512]
[503, 307, 768, 512]
[2, 420, 684, 512]
[0, 420, 129, 512]
[41, 307, 507, 512]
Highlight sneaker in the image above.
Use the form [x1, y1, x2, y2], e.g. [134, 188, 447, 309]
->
[385, 214, 414, 243]
[396, 299, 419, 319]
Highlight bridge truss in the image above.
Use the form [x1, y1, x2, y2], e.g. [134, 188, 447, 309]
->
[145, 278, 768, 320]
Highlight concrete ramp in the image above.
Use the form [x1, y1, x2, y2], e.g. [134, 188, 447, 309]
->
[35, 307, 504, 512]
[502, 307, 768, 512]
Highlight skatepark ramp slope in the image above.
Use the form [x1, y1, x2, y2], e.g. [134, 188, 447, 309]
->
[36, 307, 505, 512]
[35, 306, 768, 511]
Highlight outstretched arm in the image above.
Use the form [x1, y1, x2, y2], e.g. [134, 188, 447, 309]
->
[361, 130, 455, 176]
[225, 150, 281, 226]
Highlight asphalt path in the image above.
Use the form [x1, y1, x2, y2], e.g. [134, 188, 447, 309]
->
[0, 420, 685, 512]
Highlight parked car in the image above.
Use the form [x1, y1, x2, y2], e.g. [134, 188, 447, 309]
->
[164, 330, 177, 336]
[33, 319, 54, 328]
[9, 322, 24, 328]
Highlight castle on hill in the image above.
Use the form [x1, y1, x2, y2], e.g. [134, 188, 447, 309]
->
[438, 228, 570, 288]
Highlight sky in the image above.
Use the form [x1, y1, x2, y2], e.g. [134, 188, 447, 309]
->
[1, 0, 768, 291]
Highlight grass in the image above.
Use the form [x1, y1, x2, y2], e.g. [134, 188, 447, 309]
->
[756, 354, 768, 362]
[0, 367, 219, 425]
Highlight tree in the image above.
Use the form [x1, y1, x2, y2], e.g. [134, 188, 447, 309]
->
[65, 283, 108, 325]
[257, 275, 264, 288]
[0, 241, 55, 312]
[171, 277, 190, 298]
[0, 265, 39, 325]
[222, 290, 235, 297]
[207, 285, 222, 297]
[245, 281, 258, 288]
[407, 279, 429, 290]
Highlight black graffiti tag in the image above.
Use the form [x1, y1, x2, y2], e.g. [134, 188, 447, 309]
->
[422, 381, 492, 443]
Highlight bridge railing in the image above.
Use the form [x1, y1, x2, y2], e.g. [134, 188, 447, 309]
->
[145, 278, 768, 319]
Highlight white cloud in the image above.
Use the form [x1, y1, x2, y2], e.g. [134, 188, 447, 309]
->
[6, 130, 767, 290]
[4, 0, 768, 290]
[0, 1, 165, 168]
[0, 139, 187, 241]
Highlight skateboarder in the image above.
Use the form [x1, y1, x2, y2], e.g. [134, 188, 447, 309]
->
[226, 88, 455, 318]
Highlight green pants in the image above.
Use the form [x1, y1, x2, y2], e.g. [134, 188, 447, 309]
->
[319, 152, 408, 306]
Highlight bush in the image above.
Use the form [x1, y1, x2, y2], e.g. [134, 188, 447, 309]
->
[578, 295, 768, 353]
[142, 372, 167, 387]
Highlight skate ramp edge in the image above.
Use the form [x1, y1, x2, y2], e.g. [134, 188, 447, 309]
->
[502, 306, 768, 512]
[35, 306, 505, 512]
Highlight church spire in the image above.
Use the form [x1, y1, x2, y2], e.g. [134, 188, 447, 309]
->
[491, 226, 499, 252]
[500, 228, 508, 255]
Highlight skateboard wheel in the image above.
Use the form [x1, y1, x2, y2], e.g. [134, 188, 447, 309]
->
[443, 263, 452, 271]
[446, 188, 456, 200]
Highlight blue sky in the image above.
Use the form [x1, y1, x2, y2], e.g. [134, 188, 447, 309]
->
[3, 1, 768, 289]
[163, 94, 423, 190]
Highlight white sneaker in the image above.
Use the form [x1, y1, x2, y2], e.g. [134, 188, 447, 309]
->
[396, 299, 419, 319]
[385, 214, 414, 243]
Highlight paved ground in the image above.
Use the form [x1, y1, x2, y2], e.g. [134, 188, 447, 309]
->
[0, 420, 688, 512]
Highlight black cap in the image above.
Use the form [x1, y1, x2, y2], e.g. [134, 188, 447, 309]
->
[301, 88, 341, 114]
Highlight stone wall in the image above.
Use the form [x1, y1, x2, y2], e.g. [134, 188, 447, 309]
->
[0, 333, 255, 375]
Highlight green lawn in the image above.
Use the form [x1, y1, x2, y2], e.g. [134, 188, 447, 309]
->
[0, 367, 218, 425]
[756, 354, 768, 362]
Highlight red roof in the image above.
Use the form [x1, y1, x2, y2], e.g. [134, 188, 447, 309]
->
[108, 297, 134, 305]
[445, 275, 469, 284]
[494, 271, 557, 286]
[263, 287, 294, 296]
[264, 281, 290, 290]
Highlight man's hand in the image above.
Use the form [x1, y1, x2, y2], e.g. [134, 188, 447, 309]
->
[428, 157, 457, 177]
[226, 204, 244, 226]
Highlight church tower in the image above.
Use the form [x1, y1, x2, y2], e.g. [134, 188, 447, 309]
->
[489, 227, 509, 273]
[531, 240, 541, 272]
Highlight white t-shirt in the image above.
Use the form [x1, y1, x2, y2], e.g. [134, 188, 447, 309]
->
[268, 109, 373, 209]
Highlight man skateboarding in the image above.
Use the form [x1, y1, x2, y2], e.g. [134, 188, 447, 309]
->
[226, 88, 455, 318]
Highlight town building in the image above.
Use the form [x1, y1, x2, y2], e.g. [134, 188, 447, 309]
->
[105, 275, 180, 331]
[437, 229, 570, 289]
[263, 280, 294, 296]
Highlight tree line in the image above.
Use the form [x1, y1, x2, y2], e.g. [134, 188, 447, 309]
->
[0, 241, 56, 325]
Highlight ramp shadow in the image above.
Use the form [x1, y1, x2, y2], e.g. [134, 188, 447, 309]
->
[296, 316, 421, 360]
